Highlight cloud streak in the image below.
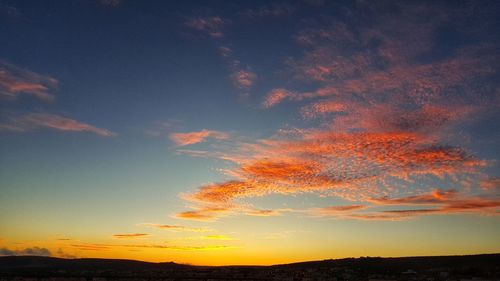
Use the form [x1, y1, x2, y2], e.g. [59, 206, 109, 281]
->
[0, 113, 117, 137]
[309, 190, 500, 221]
[170, 129, 228, 146]
[141, 223, 212, 232]
[113, 233, 149, 239]
[0, 61, 57, 101]
[71, 243, 230, 251]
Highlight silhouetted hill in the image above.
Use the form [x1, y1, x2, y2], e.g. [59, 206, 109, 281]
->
[272, 254, 500, 272]
[0, 256, 186, 276]
[0, 254, 499, 278]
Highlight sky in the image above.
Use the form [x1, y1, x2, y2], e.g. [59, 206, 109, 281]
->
[0, 0, 499, 266]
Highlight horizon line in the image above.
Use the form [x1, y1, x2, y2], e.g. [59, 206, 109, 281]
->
[2, 252, 499, 267]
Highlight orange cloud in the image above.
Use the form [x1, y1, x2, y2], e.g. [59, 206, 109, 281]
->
[378, 194, 500, 212]
[0, 61, 57, 101]
[170, 129, 228, 146]
[480, 177, 500, 190]
[72, 244, 110, 251]
[113, 233, 149, 239]
[175, 206, 232, 221]
[176, 2, 499, 222]
[344, 213, 410, 221]
[368, 189, 458, 205]
[357, 191, 500, 220]
[245, 209, 284, 217]
[0, 113, 116, 137]
[141, 223, 212, 232]
[263, 88, 297, 108]
[231, 69, 256, 89]
[312, 205, 367, 217]
[175, 210, 218, 221]
[307, 190, 499, 221]
[176, 129, 487, 220]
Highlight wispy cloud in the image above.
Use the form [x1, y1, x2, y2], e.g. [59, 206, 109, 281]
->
[218, 46, 233, 57]
[71, 243, 230, 251]
[0, 113, 117, 137]
[231, 69, 257, 89]
[311, 205, 367, 217]
[141, 223, 212, 232]
[175, 207, 230, 222]
[113, 233, 149, 239]
[245, 209, 284, 217]
[0, 61, 57, 101]
[145, 119, 183, 137]
[203, 235, 233, 240]
[309, 190, 500, 221]
[184, 14, 258, 95]
[170, 129, 228, 146]
[185, 16, 226, 38]
[242, 3, 296, 18]
[369, 191, 500, 216]
[262, 88, 296, 108]
[72, 244, 110, 251]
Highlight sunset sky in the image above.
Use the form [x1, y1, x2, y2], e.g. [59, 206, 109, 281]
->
[0, 0, 499, 265]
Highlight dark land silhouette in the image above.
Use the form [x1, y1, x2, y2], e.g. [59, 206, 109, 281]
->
[0, 254, 499, 280]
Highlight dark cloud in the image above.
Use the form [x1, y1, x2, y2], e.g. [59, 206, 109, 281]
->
[0, 247, 51, 256]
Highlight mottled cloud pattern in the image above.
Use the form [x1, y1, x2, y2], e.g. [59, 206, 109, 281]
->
[176, 2, 500, 221]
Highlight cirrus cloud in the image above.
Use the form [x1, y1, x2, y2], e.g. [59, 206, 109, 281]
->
[170, 129, 228, 146]
[113, 233, 149, 239]
[0, 61, 57, 101]
[0, 112, 117, 137]
[140, 223, 212, 232]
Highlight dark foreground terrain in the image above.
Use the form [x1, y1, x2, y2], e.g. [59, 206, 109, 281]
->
[0, 254, 499, 281]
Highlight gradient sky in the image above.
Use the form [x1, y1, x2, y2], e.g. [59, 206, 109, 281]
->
[0, 0, 499, 265]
